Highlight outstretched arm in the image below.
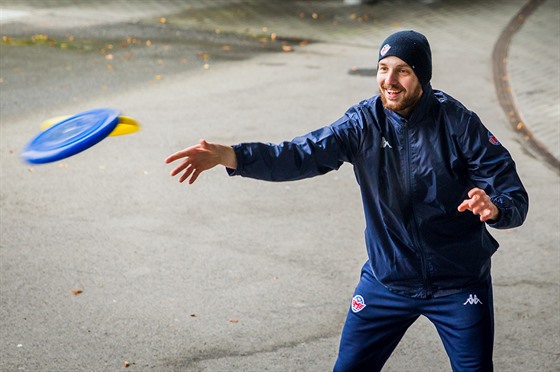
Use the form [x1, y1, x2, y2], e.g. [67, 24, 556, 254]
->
[165, 139, 237, 184]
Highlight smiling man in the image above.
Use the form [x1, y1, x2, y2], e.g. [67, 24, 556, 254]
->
[166, 30, 529, 371]
[378, 56, 423, 116]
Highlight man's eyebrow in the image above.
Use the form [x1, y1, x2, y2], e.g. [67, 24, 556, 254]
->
[378, 62, 411, 69]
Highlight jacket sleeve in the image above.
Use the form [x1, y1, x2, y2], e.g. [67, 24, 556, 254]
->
[227, 104, 372, 182]
[459, 112, 529, 229]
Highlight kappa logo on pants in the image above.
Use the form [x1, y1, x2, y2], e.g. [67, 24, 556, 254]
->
[463, 294, 483, 305]
[352, 295, 366, 313]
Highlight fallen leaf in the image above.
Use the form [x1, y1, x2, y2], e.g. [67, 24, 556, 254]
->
[198, 51, 209, 61]
[71, 289, 83, 295]
[32, 34, 48, 42]
[229, 318, 239, 324]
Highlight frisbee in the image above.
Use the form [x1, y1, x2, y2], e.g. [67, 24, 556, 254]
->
[22, 108, 120, 164]
[40, 115, 140, 136]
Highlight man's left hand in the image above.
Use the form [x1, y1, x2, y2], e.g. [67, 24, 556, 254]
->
[458, 188, 500, 222]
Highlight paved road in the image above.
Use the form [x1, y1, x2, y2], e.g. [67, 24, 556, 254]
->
[1, 0, 558, 371]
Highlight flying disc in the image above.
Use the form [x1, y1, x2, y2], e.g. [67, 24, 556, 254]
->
[22, 108, 120, 164]
[40, 115, 140, 136]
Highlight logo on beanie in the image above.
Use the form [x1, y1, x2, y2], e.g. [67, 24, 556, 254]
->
[351, 295, 366, 313]
[380, 43, 391, 56]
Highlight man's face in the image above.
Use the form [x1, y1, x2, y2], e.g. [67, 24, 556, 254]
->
[377, 56, 423, 118]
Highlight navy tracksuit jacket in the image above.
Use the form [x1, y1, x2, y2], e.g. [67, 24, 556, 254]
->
[228, 85, 528, 299]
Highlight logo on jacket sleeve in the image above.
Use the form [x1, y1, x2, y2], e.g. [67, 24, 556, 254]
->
[488, 132, 501, 146]
[351, 295, 366, 313]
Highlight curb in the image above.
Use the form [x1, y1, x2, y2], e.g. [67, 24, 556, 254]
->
[493, 0, 559, 174]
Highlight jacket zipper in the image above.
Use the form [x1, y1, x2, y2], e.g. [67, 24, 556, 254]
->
[403, 123, 432, 298]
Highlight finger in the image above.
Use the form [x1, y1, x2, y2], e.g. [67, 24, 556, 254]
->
[471, 200, 493, 219]
[179, 165, 195, 183]
[189, 169, 202, 184]
[470, 201, 487, 216]
[479, 206, 494, 221]
[467, 187, 483, 198]
[165, 145, 199, 164]
[479, 209, 491, 222]
[170, 159, 191, 177]
[459, 196, 484, 213]
[165, 150, 188, 164]
[457, 200, 470, 212]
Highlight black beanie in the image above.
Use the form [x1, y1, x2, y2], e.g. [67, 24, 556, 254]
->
[378, 30, 432, 86]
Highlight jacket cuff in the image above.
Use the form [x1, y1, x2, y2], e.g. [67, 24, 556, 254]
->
[225, 144, 243, 176]
[487, 195, 512, 228]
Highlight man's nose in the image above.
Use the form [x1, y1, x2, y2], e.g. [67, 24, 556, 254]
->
[384, 70, 398, 85]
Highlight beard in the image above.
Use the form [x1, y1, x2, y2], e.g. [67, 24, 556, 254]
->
[379, 83, 423, 117]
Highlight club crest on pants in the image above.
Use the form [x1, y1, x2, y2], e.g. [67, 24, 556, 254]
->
[352, 295, 366, 313]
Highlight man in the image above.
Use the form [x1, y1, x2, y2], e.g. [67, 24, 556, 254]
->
[165, 30, 528, 371]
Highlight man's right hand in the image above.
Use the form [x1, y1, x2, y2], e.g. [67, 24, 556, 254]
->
[165, 139, 237, 184]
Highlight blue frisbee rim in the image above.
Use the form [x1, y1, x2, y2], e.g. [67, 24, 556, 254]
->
[22, 108, 120, 164]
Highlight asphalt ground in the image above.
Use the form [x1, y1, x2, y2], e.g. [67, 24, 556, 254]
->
[0, 0, 559, 371]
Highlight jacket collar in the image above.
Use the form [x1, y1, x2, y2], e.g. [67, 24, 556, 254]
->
[384, 83, 436, 126]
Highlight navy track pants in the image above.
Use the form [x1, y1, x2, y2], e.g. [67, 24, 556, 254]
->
[334, 263, 494, 372]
